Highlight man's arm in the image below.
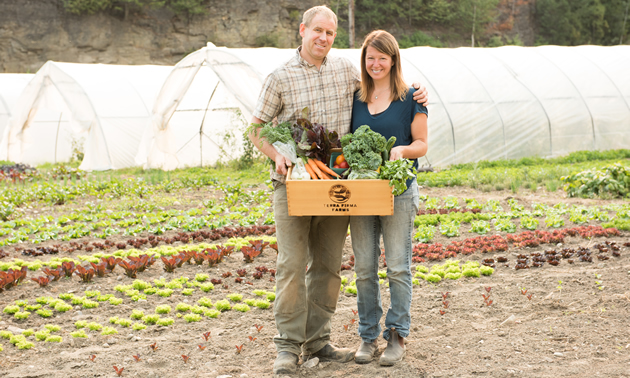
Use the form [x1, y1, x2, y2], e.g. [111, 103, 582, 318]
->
[248, 117, 291, 176]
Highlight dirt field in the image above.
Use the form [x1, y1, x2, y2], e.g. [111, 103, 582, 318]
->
[0, 186, 629, 378]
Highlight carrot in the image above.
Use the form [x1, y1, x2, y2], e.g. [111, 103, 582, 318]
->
[313, 159, 340, 178]
[303, 161, 318, 180]
[307, 158, 327, 179]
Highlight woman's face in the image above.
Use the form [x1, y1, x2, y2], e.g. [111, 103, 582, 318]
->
[365, 45, 393, 82]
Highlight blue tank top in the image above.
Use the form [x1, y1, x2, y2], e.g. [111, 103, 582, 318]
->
[351, 87, 428, 191]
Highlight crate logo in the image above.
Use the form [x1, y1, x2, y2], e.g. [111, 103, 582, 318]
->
[328, 184, 351, 203]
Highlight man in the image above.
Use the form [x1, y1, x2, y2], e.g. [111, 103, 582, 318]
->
[249, 5, 428, 375]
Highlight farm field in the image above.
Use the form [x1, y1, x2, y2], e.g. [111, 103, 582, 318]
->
[0, 157, 629, 378]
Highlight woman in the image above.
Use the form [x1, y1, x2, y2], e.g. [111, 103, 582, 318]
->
[350, 30, 428, 366]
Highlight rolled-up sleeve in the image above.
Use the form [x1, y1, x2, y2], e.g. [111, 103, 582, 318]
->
[253, 72, 282, 122]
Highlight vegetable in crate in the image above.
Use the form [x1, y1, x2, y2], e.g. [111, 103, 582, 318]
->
[341, 125, 387, 172]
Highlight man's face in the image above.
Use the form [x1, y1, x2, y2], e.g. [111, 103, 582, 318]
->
[299, 14, 336, 66]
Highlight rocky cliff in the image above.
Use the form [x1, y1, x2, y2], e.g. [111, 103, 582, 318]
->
[0, 0, 320, 72]
[0, 0, 536, 73]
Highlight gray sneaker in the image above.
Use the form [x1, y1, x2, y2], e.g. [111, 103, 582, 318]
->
[379, 329, 406, 366]
[273, 351, 299, 374]
[355, 341, 379, 364]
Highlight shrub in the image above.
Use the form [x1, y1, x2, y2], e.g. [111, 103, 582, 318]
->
[157, 317, 174, 326]
[462, 268, 481, 278]
[157, 289, 174, 297]
[75, 320, 88, 329]
[214, 300, 231, 312]
[414, 225, 436, 242]
[45, 335, 63, 342]
[155, 305, 171, 314]
[227, 293, 242, 302]
[87, 322, 103, 331]
[117, 318, 132, 327]
[109, 297, 123, 305]
[244, 298, 256, 306]
[415, 265, 429, 273]
[37, 309, 53, 318]
[25, 304, 41, 311]
[101, 327, 118, 335]
[175, 303, 191, 312]
[44, 324, 61, 332]
[14, 311, 30, 320]
[34, 330, 51, 341]
[54, 302, 72, 312]
[132, 280, 151, 291]
[36, 297, 53, 305]
[195, 273, 209, 282]
[444, 272, 462, 280]
[204, 309, 220, 318]
[0, 331, 13, 339]
[3, 305, 19, 315]
[232, 303, 250, 312]
[143, 314, 160, 325]
[199, 283, 214, 292]
[183, 313, 202, 322]
[190, 305, 205, 314]
[197, 297, 213, 308]
[254, 300, 270, 309]
[82, 300, 99, 309]
[18, 341, 34, 349]
[132, 323, 146, 331]
[71, 330, 88, 338]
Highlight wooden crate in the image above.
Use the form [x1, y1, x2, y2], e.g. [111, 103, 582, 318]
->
[285, 166, 393, 216]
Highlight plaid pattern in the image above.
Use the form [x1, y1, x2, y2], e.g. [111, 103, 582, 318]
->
[253, 47, 361, 137]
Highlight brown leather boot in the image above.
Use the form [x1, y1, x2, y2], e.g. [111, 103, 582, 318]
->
[273, 351, 299, 374]
[309, 344, 354, 363]
[355, 341, 379, 364]
[379, 329, 405, 366]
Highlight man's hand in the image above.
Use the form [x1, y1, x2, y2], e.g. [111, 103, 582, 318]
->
[274, 153, 291, 175]
[411, 82, 428, 106]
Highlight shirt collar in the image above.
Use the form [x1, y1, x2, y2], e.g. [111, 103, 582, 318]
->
[296, 46, 328, 68]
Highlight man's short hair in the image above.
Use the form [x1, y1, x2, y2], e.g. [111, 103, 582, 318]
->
[302, 5, 337, 28]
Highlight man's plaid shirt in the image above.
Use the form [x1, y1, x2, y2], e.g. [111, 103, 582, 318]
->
[253, 47, 361, 138]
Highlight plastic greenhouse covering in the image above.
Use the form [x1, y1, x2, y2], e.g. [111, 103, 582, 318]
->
[0, 62, 172, 170]
[0, 74, 34, 142]
[141, 43, 630, 170]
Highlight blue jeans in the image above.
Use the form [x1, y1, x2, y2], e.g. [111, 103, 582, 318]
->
[349, 179, 419, 343]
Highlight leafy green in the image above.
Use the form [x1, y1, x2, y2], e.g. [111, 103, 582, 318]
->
[379, 159, 416, 196]
[341, 125, 387, 171]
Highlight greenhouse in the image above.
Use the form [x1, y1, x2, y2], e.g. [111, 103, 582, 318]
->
[2, 45, 629, 170]
[0, 73, 34, 141]
[0, 62, 172, 170]
[143, 43, 630, 170]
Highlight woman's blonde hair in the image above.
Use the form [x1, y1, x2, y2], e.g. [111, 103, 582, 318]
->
[358, 30, 407, 103]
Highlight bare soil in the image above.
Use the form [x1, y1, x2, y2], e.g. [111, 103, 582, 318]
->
[1, 186, 629, 378]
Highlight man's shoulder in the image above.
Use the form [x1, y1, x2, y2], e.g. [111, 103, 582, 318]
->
[268, 54, 301, 78]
